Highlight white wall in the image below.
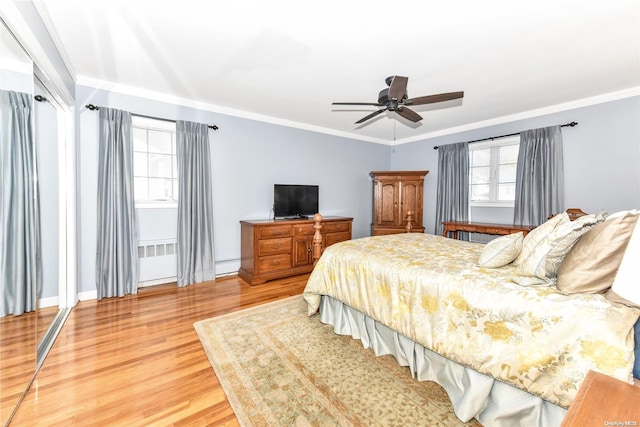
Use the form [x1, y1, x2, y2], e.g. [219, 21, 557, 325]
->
[75, 85, 390, 295]
[390, 96, 640, 234]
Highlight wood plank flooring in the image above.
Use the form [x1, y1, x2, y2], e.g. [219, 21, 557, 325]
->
[9, 274, 308, 426]
[1, 305, 58, 425]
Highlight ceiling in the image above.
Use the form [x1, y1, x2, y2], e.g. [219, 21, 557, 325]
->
[35, 0, 640, 145]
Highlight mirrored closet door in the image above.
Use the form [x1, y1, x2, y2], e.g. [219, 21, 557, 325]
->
[0, 18, 73, 426]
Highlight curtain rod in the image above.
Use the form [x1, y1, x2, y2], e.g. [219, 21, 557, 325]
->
[432, 121, 578, 150]
[85, 104, 219, 130]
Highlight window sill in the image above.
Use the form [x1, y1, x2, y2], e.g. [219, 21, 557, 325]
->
[136, 202, 178, 209]
[470, 202, 515, 208]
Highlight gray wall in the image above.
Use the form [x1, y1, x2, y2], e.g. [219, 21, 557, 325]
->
[76, 87, 639, 295]
[34, 81, 60, 300]
[75, 85, 390, 295]
[391, 96, 640, 234]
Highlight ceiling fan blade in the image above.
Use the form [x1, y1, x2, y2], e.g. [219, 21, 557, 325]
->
[405, 91, 464, 106]
[396, 106, 422, 123]
[388, 76, 408, 101]
[332, 102, 383, 106]
[355, 108, 387, 124]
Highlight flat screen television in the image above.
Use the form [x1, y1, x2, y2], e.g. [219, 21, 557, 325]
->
[273, 184, 319, 219]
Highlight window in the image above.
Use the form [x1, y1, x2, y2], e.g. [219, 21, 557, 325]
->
[132, 116, 178, 206]
[469, 136, 519, 206]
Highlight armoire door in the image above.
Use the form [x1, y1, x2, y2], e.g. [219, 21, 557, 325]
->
[399, 179, 424, 227]
[374, 179, 401, 226]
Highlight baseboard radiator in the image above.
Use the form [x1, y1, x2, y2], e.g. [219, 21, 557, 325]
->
[137, 240, 242, 286]
[138, 239, 177, 286]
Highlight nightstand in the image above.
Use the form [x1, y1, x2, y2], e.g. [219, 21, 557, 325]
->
[561, 370, 640, 426]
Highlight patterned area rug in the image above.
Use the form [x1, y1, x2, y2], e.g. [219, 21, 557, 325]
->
[194, 295, 482, 426]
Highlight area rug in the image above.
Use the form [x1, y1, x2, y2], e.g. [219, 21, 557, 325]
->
[194, 295, 481, 426]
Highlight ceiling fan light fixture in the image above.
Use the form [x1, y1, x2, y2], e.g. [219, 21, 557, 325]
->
[332, 75, 464, 125]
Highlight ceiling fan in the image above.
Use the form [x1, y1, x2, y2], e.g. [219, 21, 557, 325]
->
[332, 76, 464, 124]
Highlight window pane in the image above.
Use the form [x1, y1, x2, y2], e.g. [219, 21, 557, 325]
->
[498, 183, 516, 201]
[149, 153, 173, 178]
[471, 166, 490, 184]
[499, 145, 519, 163]
[133, 128, 147, 152]
[149, 178, 174, 200]
[134, 152, 148, 176]
[148, 130, 172, 154]
[134, 177, 148, 200]
[499, 163, 517, 182]
[471, 184, 490, 201]
[471, 148, 490, 166]
[132, 119, 177, 204]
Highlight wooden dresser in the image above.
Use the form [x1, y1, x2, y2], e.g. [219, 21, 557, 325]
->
[371, 170, 428, 235]
[239, 216, 353, 285]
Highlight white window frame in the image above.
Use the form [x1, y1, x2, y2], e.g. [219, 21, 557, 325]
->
[469, 136, 519, 208]
[132, 116, 178, 208]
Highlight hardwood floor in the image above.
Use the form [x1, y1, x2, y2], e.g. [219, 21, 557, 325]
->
[1, 305, 58, 425]
[9, 274, 309, 426]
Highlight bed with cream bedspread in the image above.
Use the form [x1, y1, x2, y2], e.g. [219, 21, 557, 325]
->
[303, 232, 639, 409]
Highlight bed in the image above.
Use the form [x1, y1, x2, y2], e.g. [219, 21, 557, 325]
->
[302, 211, 640, 427]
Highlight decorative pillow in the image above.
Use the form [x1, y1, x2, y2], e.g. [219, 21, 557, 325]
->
[478, 232, 523, 268]
[513, 213, 604, 285]
[557, 211, 639, 294]
[605, 214, 640, 308]
[512, 212, 569, 266]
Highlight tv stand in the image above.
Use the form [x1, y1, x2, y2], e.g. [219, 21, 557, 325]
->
[239, 216, 353, 285]
[284, 215, 309, 220]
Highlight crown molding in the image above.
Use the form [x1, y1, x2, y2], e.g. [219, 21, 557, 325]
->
[75, 76, 391, 146]
[76, 75, 638, 147]
[393, 87, 640, 145]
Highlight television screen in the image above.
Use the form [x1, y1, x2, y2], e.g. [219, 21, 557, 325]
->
[274, 184, 319, 219]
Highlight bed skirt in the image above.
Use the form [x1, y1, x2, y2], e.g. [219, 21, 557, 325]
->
[319, 295, 568, 427]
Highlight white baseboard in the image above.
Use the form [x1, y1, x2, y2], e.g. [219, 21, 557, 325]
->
[78, 290, 98, 301]
[78, 259, 242, 301]
[39, 296, 59, 308]
[216, 259, 241, 276]
[139, 277, 177, 287]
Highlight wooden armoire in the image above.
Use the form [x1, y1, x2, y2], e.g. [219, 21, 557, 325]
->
[370, 170, 428, 236]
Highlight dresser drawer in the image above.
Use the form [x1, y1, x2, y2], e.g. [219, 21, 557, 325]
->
[258, 237, 291, 256]
[325, 231, 350, 247]
[481, 227, 511, 235]
[257, 253, 291, 272]
[324, 221, 351, 233]
[258, 225, 291, 238]
[293, 223, 315, 236]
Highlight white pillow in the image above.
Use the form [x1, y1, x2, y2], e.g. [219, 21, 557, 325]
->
[478, 232, 523, 268]
[514, 213, 604, 285]
[606, 215, 640, 308]
[512, 212, 569, 266]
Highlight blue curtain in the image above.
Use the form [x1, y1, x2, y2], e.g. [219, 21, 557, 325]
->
[434, 141, 469, 237]
[513, 126, 564, 226]
[1, 90, 41, 316]
[176, 121, 215, 287]
[96, 108, 138, 299]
